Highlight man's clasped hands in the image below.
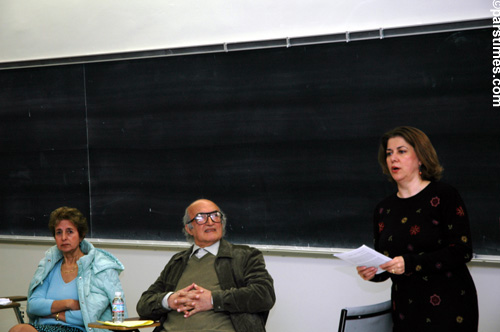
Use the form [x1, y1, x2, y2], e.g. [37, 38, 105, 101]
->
[168, 283, 213, 318]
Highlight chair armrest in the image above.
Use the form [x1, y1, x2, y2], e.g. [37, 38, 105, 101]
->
[4, 296, 27, 302]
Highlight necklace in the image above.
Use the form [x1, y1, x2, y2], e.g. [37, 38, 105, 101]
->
[62, 252, 83, 274]
[62, 267, 78, 273]
[61, 264, 78, 273]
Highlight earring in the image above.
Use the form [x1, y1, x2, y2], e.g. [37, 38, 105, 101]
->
[419, 164, 423, 175]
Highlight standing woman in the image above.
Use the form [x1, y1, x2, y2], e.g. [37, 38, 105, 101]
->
[357, 126, 478, 332]
[9, 207, 127, 332]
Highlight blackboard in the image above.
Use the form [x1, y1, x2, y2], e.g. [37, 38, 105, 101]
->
[1, 27, 498, 255]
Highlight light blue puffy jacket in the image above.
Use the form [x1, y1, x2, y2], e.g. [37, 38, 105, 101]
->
[27, 239, 128, 332]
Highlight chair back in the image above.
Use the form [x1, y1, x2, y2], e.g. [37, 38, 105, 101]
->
[338, 300, 393, 332]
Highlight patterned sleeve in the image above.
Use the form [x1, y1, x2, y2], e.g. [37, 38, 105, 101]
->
[403, 184, 474, 275]
[370, 202, 391, 282]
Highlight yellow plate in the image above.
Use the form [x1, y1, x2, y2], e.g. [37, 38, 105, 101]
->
[97, 320, 155, 327]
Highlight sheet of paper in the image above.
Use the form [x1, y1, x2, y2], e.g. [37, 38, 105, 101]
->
[0, 298, 12, 305]
[334, 245, 391, 274]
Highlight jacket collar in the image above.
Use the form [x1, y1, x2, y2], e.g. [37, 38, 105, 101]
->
[43, 239, 124, 274]
[217, 238, 233, 258]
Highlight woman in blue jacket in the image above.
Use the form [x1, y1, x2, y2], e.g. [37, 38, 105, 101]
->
[9, 207, 127, 332]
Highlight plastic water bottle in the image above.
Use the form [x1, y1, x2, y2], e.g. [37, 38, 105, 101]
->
[112, 291, 124, 323]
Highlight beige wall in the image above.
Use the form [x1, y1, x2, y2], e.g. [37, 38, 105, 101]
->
[1, 241, 499, 331]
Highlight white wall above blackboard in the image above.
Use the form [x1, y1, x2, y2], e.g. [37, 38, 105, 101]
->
[0, 0, 491, 64]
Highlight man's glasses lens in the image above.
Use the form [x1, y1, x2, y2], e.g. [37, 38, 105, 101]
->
[192, 211, 223, 225]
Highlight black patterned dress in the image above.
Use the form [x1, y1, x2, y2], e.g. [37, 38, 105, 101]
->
[371, 181, 478, 332]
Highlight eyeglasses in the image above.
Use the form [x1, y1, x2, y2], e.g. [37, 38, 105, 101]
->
[189, 211, 223, 225]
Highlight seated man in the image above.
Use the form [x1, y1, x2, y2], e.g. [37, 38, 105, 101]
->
[136, 199, 276, 332]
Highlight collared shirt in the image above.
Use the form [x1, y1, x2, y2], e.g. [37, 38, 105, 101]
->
[162, 241, 220, 310]
[190, 241, 220, 259]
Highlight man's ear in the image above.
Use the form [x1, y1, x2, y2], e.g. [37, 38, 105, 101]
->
[185, 223, 194, 235]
